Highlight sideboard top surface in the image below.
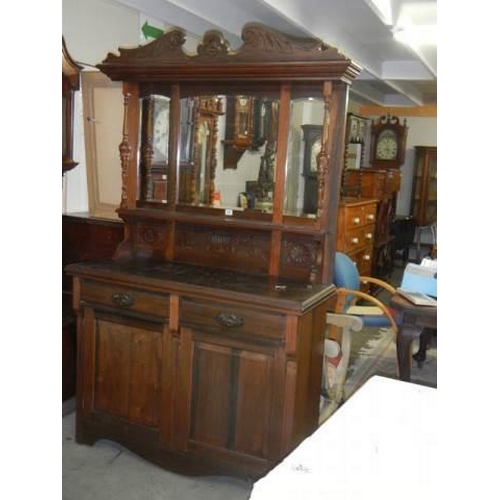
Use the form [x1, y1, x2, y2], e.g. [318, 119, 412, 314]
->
[66, 260, 336, 313]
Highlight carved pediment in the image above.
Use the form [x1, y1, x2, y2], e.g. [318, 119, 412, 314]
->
[97, 23, 361, 83]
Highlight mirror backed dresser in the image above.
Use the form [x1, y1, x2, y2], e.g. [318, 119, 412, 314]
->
[66, 23, 361, 479]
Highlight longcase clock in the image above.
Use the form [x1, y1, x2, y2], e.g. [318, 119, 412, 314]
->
[369, 114, 408, 169]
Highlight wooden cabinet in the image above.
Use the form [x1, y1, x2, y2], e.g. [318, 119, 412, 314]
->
[411, 146, 437, 226]
[66, 23, 361, 480]
[336, 198, 377, 277]
[67, 260, 333, 479]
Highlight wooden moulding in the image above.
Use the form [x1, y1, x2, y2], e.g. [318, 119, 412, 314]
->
[97, 23, 362, 84]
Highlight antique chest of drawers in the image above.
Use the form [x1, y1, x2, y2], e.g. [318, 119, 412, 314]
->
[336, 198, 378, 277]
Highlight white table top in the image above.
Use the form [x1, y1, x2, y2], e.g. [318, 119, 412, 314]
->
[250, 375, 437, 500]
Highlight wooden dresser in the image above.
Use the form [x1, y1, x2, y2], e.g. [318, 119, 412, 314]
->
[65, 24, 361, 480]
[336, 198, 378, 277]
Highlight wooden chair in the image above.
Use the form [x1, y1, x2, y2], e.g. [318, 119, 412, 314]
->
[332, 252, 401, 335]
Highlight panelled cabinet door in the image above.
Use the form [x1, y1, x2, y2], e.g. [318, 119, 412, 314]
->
[174, 324, 286, 474]
[76, 306, 175, 445]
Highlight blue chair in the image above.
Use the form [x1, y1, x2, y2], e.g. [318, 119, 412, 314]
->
[332, 251, 401, 334]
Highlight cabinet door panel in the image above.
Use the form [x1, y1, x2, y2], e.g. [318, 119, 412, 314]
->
[234, 350, 273, 456]
[94, 317, 162, 427]
[188, 337, 275, 459]
[190, 342, 232, 447]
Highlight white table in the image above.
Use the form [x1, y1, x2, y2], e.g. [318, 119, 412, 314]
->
[249, 376, 437, 500]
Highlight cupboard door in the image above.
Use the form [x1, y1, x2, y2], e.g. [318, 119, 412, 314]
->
[175, 326, 286, 469]
[78, 308, 169, 430]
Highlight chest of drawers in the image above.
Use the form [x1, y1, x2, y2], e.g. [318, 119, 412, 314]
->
[336, 198, 378, 276]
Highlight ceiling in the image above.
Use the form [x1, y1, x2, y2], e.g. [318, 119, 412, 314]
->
[113, 0, 437, 108]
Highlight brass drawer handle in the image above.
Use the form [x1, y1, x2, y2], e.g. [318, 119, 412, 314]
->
[112, 292, 135, 308]
[216, 312, 244, 328]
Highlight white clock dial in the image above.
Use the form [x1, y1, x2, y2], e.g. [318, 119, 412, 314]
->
[153, 108, 168, 159]
[376, 136, 397, 160]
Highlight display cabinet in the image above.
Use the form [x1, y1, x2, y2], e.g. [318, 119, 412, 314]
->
[66, 23, 361, 479]
[411, 146, 437, 227]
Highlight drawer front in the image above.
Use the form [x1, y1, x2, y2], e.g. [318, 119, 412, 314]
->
[343, 206, 365, 230]
[349, 246, 373, 276]
[81, 280, 170, 318]
[362, 204, 377, 226]
[344, 227, 366, 252]
[180, 298, 285, 340]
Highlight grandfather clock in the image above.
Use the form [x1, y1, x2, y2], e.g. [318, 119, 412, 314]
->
[368, 115, 407, 281]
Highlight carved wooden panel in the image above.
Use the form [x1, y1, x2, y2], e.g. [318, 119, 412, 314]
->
[175, 224, 270, 274]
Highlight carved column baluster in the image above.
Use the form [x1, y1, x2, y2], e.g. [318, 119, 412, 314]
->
[141, 97, 154, 201]
[118, 93, 132, 208]
[316, 83, 333, 220]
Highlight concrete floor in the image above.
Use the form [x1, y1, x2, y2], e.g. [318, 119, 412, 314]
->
[62, 401, 253, 500]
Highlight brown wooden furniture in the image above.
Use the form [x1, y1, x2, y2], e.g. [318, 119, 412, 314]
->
[411, 146, 437, 227]
[66, 23, 361, 479]
[389, 293, 437, 382]
[410, 146, 437, 261]
[342, 168, 401, 282]
[62, 214, 124, 401]
[336, 198, 377, 278]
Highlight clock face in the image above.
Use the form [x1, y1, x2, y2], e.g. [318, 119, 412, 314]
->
[375, 131, 398, 160]
[152, 99, 169, 161]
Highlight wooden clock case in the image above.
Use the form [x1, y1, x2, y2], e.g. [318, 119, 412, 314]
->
[369, 114, 408, 170]
[66, 24, 361, 479]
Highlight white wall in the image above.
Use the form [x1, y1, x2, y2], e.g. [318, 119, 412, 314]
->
[63, 0, 141, 213]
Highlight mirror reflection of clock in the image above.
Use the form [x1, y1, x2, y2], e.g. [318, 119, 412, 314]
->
[376, 130, 397, 160]
[310, 139, 321, 172]
[153, 103, 169, 161]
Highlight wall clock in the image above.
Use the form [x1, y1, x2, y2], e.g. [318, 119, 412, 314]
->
[369, 114, 408, 169]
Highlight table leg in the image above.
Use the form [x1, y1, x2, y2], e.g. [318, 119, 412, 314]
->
[412, 328, 435, 368]
[396, 326, 422, 381]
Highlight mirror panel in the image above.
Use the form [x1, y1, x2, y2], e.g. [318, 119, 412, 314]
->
[138, 94, 170, 203]
[284, 97, 324, 217]
[176, 94, 280, 212]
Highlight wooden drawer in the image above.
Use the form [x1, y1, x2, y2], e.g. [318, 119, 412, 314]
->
[362, 204, 377, 226]
[349, 246, 373, 276]
[342, 205, 366, 229]
[80, 279, 170, 318]
[180, 298, 285, 340]
[343, 225, 374, 253]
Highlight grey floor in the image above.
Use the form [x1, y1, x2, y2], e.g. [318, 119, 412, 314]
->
[62, 401, 254, 500]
